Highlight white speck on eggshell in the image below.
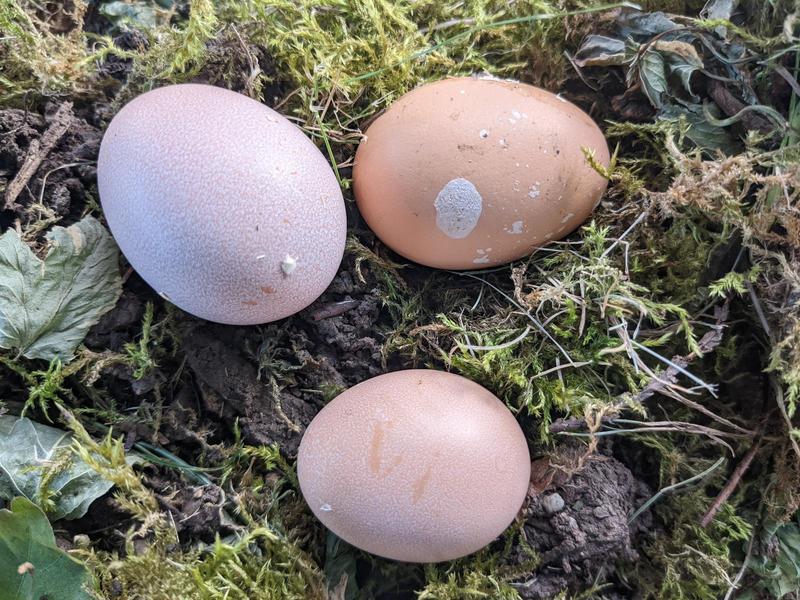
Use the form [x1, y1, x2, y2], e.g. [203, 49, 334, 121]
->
[528, 183, 541, 199]
[320, 503, 333, 512]
[479, 129, 490, 139]
[473, 249, 491, 264]
[505, 221, 524, 235]
[499, 138, 508, 149]
[281, 254, 298, 275]
[561, 212, 575, 224]
[434, 178, 483, 239]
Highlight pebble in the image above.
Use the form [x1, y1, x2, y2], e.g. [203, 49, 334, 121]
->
[542, 493, 566, 515]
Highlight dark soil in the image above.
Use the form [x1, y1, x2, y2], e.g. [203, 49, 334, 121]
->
[515, 452, 652, 599]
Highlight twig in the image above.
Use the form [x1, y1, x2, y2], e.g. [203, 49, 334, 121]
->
[700, 438, 761, 528]
[4, 102, 74, 210]
[311, 299, 360, 321]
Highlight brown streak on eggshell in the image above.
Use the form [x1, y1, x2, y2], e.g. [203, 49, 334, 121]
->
[352, 77, 610, 269]
[297, 369, 531, 563]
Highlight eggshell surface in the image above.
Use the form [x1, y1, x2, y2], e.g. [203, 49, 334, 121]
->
[353, 77, 610, 269]
[297, 370, 531, 563]
[97, 84, 346, 324]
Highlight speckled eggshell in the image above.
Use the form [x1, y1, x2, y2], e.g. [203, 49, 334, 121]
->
[352, 77, 610, 269]
[297, 369, 531, 563]
[97, 84, 346, 324]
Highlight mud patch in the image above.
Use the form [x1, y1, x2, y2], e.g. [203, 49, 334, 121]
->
[513, 453, 652, 599]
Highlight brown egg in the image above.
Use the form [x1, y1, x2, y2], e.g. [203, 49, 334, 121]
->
[98, 84, 346, 325]
[297, 370, 531, 562]
[352, 77, 610, 269]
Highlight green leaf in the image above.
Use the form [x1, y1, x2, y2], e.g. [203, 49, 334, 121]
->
[658, 104, 738, 152]
[0, 416, 117, 520]
[573, 35, 627, 67]
[0, 496, 93, 600]
[637, 48, 669, 109]
[749, 518, 800, 598]
[98, 0, 174, 29]
[0, 216, 122, 362]
[324, 532, 359, 600]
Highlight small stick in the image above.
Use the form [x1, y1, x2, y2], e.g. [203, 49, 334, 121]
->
[311, 299, 360, 321]
[4, 102, 74, 210]
[700, 439, 761, 528]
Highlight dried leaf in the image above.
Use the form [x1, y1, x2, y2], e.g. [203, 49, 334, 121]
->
[0, 497, 92, 600]
[0, 416, 117, 520]
[701, 0, 735, 20]
[618, 11, 680, 40]
[573, 35, 627, 67]
[654, 40, 705, 100]
[0, 216, 122, 362]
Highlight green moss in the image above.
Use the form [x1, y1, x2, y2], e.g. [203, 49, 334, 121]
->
[628, 494, 752, 599]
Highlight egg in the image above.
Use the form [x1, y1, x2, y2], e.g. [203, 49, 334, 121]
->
[97, 84, 346, 324]
[297, 370, 531, 562]
[352, 77, 610, 269]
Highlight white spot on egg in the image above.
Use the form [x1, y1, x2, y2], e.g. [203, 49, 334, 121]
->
[528, 183, 541, 199]
[434, 178, 483, 239]
[473, 249, 491, 264]
[499, 138, 508, 149]
[505, 220, 524, 235]
[561, 212, 575, 224]
[320, 503, 333, 512]
[281, 254, 298, 275]
[255, 254, 266, 260]
[479, 129, 490, 139]
[512, 110, 522, 120]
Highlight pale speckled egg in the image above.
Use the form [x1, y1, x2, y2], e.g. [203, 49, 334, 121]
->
[97, 84, 346, 324]
[352, 77, 610, 269]
[297, 369, 531, 563]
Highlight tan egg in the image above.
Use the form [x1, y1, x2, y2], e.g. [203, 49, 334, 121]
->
[297, 370, 531, 562]
[98, 84, 346, 325]
[352, 77, 610, 269]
